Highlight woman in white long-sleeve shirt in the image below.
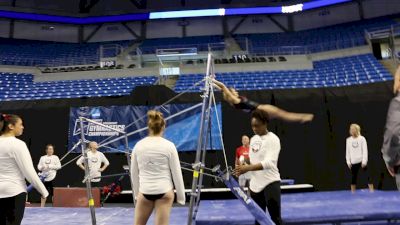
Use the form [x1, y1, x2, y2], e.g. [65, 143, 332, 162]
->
[346, 123, 374, 192]
[37, 144, 61, 207]
[0, 114, 49, 225]
[76, 141, 109, 187]
[234, 109, 282, 225]
[131, 110, 185, 225]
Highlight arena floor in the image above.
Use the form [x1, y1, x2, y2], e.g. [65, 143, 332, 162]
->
[22, 190, 400, 225]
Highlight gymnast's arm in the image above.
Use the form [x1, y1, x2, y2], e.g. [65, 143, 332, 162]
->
[212, 79, 241, 104]
[130, 149, 140, 199]
[381, 128, 399, 177]
[14, 141, 49, 198]
[346, 138, 351, 169]
[169, 144, 186, 205]
[37, 156, 45, 171]
[76, 156, 85, 170]
[99, 153, 109, 172]
[361, 136, 368, 168]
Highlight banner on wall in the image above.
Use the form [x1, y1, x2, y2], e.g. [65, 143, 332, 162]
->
[68, 103, 222, 153]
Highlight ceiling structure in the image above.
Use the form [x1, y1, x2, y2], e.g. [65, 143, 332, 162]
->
[0, 0, 315, 16]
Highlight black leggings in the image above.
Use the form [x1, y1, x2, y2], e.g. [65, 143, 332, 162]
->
[44, 181, 54, 198]
[90, 182, 101, 188]
[0, 192, 27, 225]
[351, 163, 372, 185]
[250, 181, 282, 225]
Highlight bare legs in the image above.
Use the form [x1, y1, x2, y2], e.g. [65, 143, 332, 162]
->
[134, 190, 174, 225]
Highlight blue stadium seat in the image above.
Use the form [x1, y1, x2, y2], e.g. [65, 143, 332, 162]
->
[174, 54, 393, 92]
[0, 38, 132, 67]
[232, 17, 396, 55]
[0, 74, 158, 101]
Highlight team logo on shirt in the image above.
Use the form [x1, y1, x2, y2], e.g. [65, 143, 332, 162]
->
[251, 141, 262, 153]
[352, 141, 359, 148]
[90, 157, 99, 163]
[146, 160, 155, 165]
[45, 159, 51, 164]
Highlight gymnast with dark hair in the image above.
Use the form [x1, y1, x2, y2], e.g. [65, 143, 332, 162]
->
[212, 78, 313, 224]
[234, 109, 282, 225]
[212, 79, 314, 123]
[0, 114, 48, 225]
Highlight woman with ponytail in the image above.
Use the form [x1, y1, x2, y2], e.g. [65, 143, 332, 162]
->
[131, 110, 185, 225]
[0, 114, 48, 225]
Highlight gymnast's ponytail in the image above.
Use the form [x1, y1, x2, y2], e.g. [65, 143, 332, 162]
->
[147, 110, 165, 135]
